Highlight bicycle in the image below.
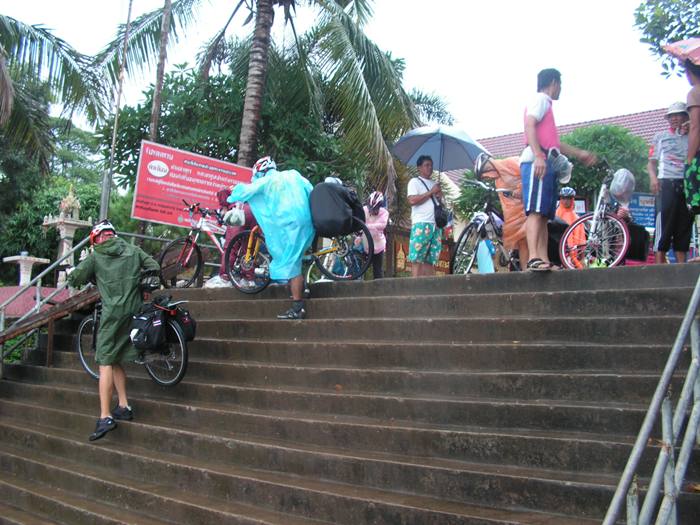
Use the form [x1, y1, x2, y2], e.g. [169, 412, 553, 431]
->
[558, 164, 630, 270]
[75, 290, 189, 387]
[158, 200, 227, 288]
[450, 179, 518, 274]
[224, 217, 375, 294]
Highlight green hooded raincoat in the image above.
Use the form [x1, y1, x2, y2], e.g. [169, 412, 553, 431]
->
[68, 237, 159, 365]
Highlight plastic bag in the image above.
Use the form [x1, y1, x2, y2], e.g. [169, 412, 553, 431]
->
[610, 168, 636, 205]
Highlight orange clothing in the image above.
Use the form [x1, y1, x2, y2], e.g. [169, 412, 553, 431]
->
[480, 157, 525, 250]
[556, 201, 586, 268]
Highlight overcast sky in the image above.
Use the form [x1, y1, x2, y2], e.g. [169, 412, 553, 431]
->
[2, 0, 691, 139]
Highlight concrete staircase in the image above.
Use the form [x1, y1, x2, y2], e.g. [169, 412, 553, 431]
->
[0, 264, 699, 524]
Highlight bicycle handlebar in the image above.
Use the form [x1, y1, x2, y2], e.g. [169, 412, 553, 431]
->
[181, 199, 225, 224]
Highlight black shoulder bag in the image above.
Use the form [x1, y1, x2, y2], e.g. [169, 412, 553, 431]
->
[417, 178, 448, 228]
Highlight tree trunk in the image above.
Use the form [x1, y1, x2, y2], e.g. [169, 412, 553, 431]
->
[139, 0, 172, 240]
[237, 0, 274, 167]
[149, 0, 172, 142]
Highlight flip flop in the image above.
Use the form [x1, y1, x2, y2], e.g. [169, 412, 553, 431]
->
[526, 258, 551, 272]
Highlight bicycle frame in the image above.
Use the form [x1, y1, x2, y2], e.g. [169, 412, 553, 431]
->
[177, 204, 227, 267]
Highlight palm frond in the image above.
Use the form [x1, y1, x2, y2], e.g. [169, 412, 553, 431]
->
[197, 0, 246, 80]
[313, 1, 418, 200]
[2, 81, 53, 173]
[94, 0, 205, 88]
[0, 47, 14, 125]
[330, 0, 374, 26]
[410, 89, 454, 126]
[0, 15, 108, 123]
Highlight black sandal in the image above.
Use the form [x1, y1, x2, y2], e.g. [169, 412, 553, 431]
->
[526, 258, 551, 272]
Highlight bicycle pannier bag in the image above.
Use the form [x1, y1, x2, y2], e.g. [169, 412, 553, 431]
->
[174, 306, 196, 342]
[310, 182, 366, 237]
[130, 303, 167, 350]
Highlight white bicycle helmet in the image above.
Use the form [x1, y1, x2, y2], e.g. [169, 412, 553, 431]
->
[368, 191, 384, 211]
[89, 220, 116, 245]
[474, 152, 493, 180]
[252, 156, 277, 179]
[559, 186, 576, 198]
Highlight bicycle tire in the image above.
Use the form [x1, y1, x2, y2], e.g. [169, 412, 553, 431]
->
[313, 218, 374, 281]
[224, 229, 272, 294]
[559, 212, 630, 270]
[450, 224, 480, 274]
[75, 314, 99, 380]
[159, 237, 203, 288]
[143, 319, 188, 387]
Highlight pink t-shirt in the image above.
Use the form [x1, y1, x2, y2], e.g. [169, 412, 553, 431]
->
[523, 92, 560, 151]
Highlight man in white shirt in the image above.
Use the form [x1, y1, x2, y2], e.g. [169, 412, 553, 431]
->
[407, 155, 443, 277]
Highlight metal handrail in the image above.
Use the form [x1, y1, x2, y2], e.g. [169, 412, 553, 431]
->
[603, 272, 700, 524]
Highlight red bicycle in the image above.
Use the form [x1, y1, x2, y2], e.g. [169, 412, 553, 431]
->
[158, 200, 227, 288]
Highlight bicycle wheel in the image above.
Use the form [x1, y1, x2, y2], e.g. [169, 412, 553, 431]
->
[450, 224, 480, 274]
[75, 314, 99, 380]
[159, 237, 202, 288]
[559, 212, 630, 270]
[143, 319, 188, 387]
[224, 230, 271, 294]
[313, 218, 374, 280]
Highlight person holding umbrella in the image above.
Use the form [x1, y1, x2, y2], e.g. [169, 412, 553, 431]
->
[520, 68, 598, 271]
[407, 155, 443, 277]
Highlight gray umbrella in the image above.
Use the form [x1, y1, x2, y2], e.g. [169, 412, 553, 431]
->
[391, 125, 489, 172]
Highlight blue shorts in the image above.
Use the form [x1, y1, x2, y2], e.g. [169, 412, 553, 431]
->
[521, 161, 558, 220]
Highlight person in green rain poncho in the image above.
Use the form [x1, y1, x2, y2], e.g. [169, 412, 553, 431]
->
[227, 156, 315, 319]
[68, 220, 160, 441]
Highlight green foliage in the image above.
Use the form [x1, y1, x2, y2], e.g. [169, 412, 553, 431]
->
[561, 125, 648, 201]
[0, 176, 100, 286]
[452, 171, 501, 222]
[101, 63, 363, 191]
[634, 0, 700, 76]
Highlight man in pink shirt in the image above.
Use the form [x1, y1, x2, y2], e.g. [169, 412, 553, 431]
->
[520, 68, 597, 271]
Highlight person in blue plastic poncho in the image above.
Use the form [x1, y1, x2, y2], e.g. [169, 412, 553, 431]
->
[228, 156, 315, 319]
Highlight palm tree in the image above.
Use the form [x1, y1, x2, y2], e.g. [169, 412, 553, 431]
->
[99, 0, 420, 202]
[0, 15, 107, 172]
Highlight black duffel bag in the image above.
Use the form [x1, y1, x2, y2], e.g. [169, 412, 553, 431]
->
[310, 182, 366, 237]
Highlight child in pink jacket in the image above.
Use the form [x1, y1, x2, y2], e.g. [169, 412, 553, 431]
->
[363, 191, 389, 279]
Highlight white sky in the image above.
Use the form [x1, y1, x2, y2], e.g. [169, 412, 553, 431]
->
[1, 0, 691, 139]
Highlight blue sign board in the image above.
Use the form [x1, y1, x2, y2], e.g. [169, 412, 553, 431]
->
[628, 192, 656, 229]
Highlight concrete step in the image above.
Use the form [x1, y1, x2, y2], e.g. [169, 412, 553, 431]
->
[178, 361, 683, 403]
[0, 439, 328, 525]
[0, 388, 650, 472]
[180, 287, 692, 320]
[167, 263, 700, 301]
[4, 393, 691, 482]
[49, 338, 681, 374]
[180, 340, 683, 372]
[0, 469, 171, 525]
[0, 415, 614, 524]
[193, 315, 683, 345]
[46, 346, 684, 404]
[0, 501, 59, 525]
[2, 367, 653, 435]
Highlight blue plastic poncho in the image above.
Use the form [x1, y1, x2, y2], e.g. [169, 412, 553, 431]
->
[228, 168, 315, 281]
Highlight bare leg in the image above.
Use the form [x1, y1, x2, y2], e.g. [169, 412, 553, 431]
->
[536, 216, 549, 263]
[98, 365, 115, 418]
[525, 213, 542, 262]
[676, 251, 687, 263]
[411, 263, 421, 277]
[422, 263, 435, 276]
[655, 251, 667, 264]
[112, 364, 129, 408]
[289, 275, 304, 301]
[517, 239, 529, 270]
